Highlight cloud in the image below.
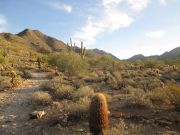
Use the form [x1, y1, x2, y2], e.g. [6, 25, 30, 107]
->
[49, 2, 72, 13]
[159, 0, 168, 6]
[73, 0, 149, 46]
[0, 15, 7, 32]
[145, 30, 166, 38]
[128, 0, 150, 12]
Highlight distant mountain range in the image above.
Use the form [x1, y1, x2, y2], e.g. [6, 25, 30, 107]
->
[0, 29, 118, 59]
[128, 47, 180, 61]
[0, 29, 179, 61]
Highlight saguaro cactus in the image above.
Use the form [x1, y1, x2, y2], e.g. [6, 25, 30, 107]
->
[80, 41, 86, 59]
[89, 93, 109, 135]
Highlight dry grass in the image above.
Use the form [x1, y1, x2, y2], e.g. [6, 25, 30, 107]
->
[105, 119, 159, 135]
[30, 91, 52, 106]
[165, 81, 180, 106]
[73, 86, 94, 99]
[54, 85, 74, 100]
[123, 89, 153, 109]
[0, 76, 11, 90]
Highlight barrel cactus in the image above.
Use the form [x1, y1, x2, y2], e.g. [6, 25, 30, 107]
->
[89, 93, 109, 135]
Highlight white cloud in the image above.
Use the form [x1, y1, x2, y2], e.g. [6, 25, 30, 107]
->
[128, 0, 150, 12]
[145, 30, 166, 38]
[49, 2, 72, 13]
[159, 0, 168, 6]
[0, 15, 7, 32]
[73, 0, 150, 46]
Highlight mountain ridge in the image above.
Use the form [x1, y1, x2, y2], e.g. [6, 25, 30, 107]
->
[128, 46, 180, 61]
[0, 28, 118, 59]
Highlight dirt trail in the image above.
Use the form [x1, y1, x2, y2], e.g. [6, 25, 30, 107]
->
[0, 72, 52, 135]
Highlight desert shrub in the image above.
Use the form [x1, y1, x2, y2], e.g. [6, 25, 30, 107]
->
[134, 60, 145, 67]
[144, 59, 165, 68]
[30, 91, 52, 106]
[123, 89, 153, 109]
[105, 119, 126, 135]
[165, 81, 180, 106]
[147, 88, 170, 106]
[73, 86, 94, 99]
[48, 52, 88, 75]
[91, 55, 115, 69]
[134, 78, 162, 91]
[58, 97, 90, 122]
[162, 71, 180, 81]
[105, 119, 159, 135]
[147, 82, 180, 106]
[54, 85, 74, 100]
[0, 76, 11, 90]
[22, 70, 32, 79]
[165, 59, 180, 68]
[67, 97, 90, 121]
[46, 76, 63, 91]
[123, 87, 144, 94]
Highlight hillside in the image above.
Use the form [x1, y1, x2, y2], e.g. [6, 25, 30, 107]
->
[128, 46, 180, 61]
[0, 29, 67, 54]
[0, 29, 118, 59]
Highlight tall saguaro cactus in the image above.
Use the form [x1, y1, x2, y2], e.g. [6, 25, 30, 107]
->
[80, 41, 86, 59]
[89, 93, 109, 135]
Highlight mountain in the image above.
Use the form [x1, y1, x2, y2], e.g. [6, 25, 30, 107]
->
[87, 48, 119, 60]
[0, 28, 118, 59]
[128, 54, 146, 61]
[127, 46, 180, 61]
[0, 29, 67, 54]
[159, 47, 180, 60]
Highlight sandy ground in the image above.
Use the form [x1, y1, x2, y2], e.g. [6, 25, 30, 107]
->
[0, 72, 51, 135]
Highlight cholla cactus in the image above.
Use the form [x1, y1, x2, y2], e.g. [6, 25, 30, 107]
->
[89, 93, 109, 135]
[10, 70, 17, 87]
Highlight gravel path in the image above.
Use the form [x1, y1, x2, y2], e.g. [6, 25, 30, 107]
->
[0, 72, 51, 135]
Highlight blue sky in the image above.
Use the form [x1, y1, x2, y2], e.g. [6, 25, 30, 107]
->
[0, 0, 180, 59]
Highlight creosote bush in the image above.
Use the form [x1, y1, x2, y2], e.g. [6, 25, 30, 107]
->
[165, 81, 180, 106]
[123, 89, 153, 109]
[73, 86, 94, 99]
[48, 52, 88, 75]
[54, 85, 74, 100]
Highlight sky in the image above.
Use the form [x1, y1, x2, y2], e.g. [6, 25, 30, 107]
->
[0, 0, 180, 59]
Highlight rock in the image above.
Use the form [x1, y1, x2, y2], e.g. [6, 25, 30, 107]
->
[29, 111, 46, 119]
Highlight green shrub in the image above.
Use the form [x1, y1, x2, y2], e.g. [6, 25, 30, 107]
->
[144, 59, 165, 68]
[90, 55, 115, 69]
[48, 52, 88, 75]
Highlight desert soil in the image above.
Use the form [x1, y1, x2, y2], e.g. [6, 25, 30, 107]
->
[0, 72, 51, 135]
